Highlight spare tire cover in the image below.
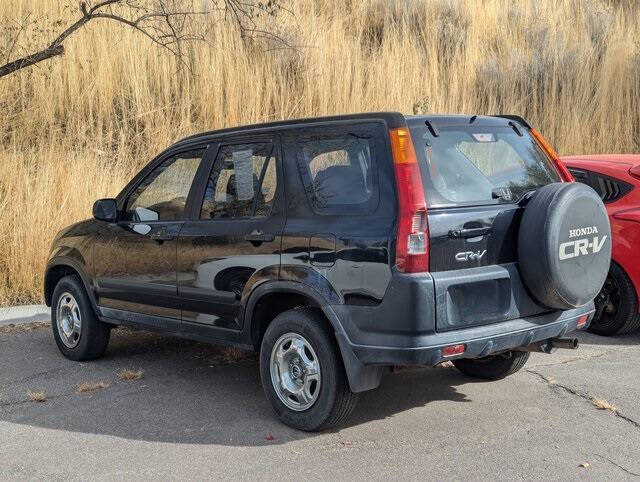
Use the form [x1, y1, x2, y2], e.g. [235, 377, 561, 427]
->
[518, 182, 611, 310]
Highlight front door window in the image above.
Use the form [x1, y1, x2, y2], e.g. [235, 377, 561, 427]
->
[126, 149, 205, 221]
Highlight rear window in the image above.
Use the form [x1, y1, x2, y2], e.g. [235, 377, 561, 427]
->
[409, 124, 561, 207]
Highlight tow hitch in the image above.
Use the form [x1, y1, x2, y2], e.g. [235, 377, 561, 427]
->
[517, 337, 579, 354]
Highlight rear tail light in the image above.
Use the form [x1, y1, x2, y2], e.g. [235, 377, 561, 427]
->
[389, 127, 429, 273]
[442, 344, 466, 357]
[576, 314, 589, 328]
[629, 165, 640, 180]
[530, 128, 574, 182]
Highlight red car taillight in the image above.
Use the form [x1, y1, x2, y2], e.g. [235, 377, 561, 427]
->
[530, 128, 574, 182]
[389, 127, 429, 273]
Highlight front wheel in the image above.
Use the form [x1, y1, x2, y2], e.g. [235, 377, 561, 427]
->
[453, 351, 530, 380]
[51, 275, 111, 361]
[259, 307, 358, 431]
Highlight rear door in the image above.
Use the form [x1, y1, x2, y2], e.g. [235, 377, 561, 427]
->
[279, 122, 397, 305]
[407, 117, 562, 331]
[176, 135, 285, 331]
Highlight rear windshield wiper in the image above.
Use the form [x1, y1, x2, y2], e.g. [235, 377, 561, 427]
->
[424, 120, 439, 137]
[508, 121, 523, 137]
[517, 190, 537, 206]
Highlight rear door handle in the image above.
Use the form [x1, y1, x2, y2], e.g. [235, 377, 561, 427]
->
[150, 231, 175, 241]
[245, 230, 275, 243]
[448, 227, 492, 238]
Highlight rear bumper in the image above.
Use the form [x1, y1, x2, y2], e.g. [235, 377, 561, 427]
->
[328, 270, 595, 393]
[343, 305, 593, 366]
[330, 269, 594, 366]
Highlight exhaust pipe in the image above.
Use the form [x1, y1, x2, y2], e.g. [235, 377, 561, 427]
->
[517, 337, 579, 354]
[551, 337, 579, 350]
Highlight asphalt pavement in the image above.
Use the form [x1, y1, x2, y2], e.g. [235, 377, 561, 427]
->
[1, 320, 639, 480]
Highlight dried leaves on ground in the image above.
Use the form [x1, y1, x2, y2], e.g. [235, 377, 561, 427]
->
[117, 368, 144, 381]
[76, 382, 110, 393]
[27, 390, 46, 402]
[592, 397, 617, 412]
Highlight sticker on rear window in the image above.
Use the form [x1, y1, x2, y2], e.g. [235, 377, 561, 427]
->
[232, 149, 255, 200]
[472, 133, 495, 142]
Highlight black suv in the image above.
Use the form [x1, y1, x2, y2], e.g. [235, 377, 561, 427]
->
[45, 113, 611, 430]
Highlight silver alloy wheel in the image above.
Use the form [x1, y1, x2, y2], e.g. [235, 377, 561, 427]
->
[56, 292, 82, 349]
[269, 332, 321, 411]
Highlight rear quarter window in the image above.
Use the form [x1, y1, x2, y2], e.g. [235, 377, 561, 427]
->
[293, 124, 382, 215]
[410, 124, 560, 207]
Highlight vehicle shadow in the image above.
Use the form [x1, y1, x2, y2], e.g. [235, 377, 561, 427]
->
[0, 327, 472, 447]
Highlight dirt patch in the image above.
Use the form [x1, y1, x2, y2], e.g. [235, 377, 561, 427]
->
[216, 347, 254, 364]
[0, 321, 48, 334]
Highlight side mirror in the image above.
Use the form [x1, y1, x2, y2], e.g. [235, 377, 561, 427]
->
[93, 198, 118, 222]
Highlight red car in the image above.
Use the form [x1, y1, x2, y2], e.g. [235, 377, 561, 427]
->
[561, 155, 640, 335]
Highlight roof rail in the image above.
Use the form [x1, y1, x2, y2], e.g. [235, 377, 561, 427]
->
[491, 115, 531, 129]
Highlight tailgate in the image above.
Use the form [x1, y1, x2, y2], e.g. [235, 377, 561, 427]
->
[407, 116, 561, 331]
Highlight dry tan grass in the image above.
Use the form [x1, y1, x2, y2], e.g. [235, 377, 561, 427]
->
[76, 381, 110, 393]
[591, 397, 618, 412]
[117, 368, 144, 381]
[27, 390, 47, 402]
[1, 0, 639, 305]
[0, 321, 48, 334]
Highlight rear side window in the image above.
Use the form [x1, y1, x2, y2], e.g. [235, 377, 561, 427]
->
[409, 125, 560, 207]
[295, 130, 379, 214]
[568, 167, 633, 204]
[200, 143, 276, 219]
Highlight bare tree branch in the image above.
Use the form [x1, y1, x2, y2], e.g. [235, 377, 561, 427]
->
[0, 0, 285, 80]
[4, 14, 33, 64]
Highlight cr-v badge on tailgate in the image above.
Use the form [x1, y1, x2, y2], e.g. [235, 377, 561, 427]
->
[455, 250, 487, 262]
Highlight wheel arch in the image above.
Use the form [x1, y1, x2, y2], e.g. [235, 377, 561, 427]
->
[243, 281, 329, 348]
[44, 257, 97, 311]
[243, 280, 383, 393]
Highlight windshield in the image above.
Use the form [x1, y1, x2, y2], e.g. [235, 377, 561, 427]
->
[409, 124, 561, 207]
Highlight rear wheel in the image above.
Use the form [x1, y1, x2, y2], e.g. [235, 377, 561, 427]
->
[51, 275, 111, 361]
[590, 263, 640, 336]
[453, 351, 530, 380]
[259, 307, 358, 431]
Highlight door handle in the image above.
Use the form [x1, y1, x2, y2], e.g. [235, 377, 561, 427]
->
[245, 230, 275, 243]
[448, 227, 492, 238]
[150, 231, 175, 241]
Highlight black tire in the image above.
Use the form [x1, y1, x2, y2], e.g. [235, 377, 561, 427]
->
[452, 351, 530, 380]
[590, 262, 640, 336]
[51, 275, 111, 361]
[259, 307, 358, 431]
